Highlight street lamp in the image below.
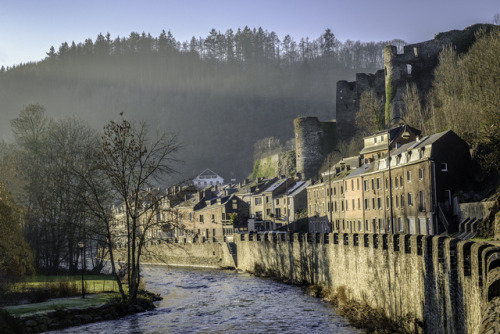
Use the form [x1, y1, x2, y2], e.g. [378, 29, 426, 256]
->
[78, 242, 85, 299]
[387, 117, 411, 234]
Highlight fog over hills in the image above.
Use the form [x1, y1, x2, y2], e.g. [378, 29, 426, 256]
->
[0, 28, 399, 182]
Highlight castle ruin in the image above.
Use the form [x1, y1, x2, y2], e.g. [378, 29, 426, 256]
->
[336, 24, 497, 139]
[294, 116, 337, 180]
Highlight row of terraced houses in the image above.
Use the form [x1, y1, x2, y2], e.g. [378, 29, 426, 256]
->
[111, 124, 473, 245]
[307, 126, 472, 236]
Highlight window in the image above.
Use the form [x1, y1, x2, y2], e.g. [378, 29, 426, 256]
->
[377, 197, 382, 209]
[358, 198, 360, 209]
[341, 201, 344, 211]
[365, 199, 369, 210]
[445, 190, 452, 206]
[256, 211, 262, 219]
[371, 179, 375, 190]
[341, 186, 344, 194]
[386, 178, 389, 189]
[386, 196, 389, 208]
[357, 178, 360, 190]
[266, 196, 270, 203]
[400, 194, 404, 208]
[400, 176, 403, 186]
[364, 180, 369, 191]
[255, 197, 262, 205]
[408, 193, 414, 206]
[407, 171, 411, 182]
[334, 187, 337, 195]
[398, 218, 403, 232]
[376, 178, 381, 189]
[419, 191, 425, 211]
[200, 215, 204, 223]
[358, 220, 362, 231]
[374, 137, 378, 143]
[395, 177, 399, 188]
[276, 198, 280, 205]
[346, 200, 348, 211]
[372, 198, 375, 209]
[266, 209, 271, 216]
[396, 196, 399, 208]
[351, 180, 354, 190]
[352, 199, 355, 210]
[335, 201, 338, 212]
[419, 168, 424, 180]
[441, 163, 448, 171]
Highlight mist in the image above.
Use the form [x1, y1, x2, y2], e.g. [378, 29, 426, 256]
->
[0, 28, 404, 182]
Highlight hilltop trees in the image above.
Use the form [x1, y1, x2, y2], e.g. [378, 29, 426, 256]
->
[0, 27, 405, 182]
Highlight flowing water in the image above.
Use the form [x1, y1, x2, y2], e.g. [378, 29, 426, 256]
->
[47, 265, 362, 333]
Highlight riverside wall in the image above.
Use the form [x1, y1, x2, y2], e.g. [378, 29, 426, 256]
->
[234, 232, 500, 334]
[116, 237, 236, 268]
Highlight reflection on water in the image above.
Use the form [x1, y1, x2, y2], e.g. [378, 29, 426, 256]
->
[47, 265, 361, 333]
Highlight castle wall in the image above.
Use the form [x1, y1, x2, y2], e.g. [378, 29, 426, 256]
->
[337, 26, 494, 131]
[336, 70, 385, 140]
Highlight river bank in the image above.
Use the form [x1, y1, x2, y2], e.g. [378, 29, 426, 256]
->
[2, 290, 160, 334]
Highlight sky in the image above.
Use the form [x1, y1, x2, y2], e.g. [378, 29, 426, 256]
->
[0, 0, 498, 68]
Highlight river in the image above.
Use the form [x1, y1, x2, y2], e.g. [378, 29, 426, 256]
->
[47, 265, 362, 333]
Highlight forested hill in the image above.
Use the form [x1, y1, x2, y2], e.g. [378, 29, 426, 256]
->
[0, 28, 404, 181]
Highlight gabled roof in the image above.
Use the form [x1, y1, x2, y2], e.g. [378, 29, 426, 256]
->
[264, 179, 288, 193]
[389, 130, 451, 157]
[286, 180, 310, 197]
[196, 168, 220, 177]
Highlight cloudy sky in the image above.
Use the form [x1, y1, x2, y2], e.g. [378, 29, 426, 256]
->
[0, 0, 498, 68]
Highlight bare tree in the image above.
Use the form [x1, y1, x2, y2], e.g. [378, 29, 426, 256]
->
[355, 91, 384, 136]
[493, 13, 500, 25]
[401, 83, 426, 133]
[98, 115, 180, 304]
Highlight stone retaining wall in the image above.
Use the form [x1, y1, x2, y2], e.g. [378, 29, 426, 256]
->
[115, 237, 235, 268]
[234, 232, 500, 334]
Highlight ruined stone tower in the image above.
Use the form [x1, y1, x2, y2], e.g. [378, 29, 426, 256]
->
[294, 117, 337, 180]
[336, 24, 495, 132]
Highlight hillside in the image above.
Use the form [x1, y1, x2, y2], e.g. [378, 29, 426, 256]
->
[0, 28, 399, 182]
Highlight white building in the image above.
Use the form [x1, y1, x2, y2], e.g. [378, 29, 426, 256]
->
[193, 169, 224, 189]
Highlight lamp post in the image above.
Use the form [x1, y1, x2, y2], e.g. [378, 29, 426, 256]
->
[387, 117, 411, 234]
[78, 242, 85, 299]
